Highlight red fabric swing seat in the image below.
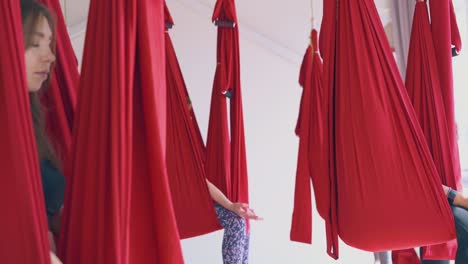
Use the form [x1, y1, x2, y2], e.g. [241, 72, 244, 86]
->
[291, 0, 457, 259]
[164, 3, 223, 239]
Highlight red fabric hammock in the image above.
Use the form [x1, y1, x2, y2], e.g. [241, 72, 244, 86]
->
[402, 1, 460, 260]
[37, 0, 78, 165]
[164, 3, 222, 239]
[292, 0, 457, 259]
[290, 30, 331, 246]
[58, 0, 184, 263]
[0, 0, 50, 262]
[205, 0, 249, 207]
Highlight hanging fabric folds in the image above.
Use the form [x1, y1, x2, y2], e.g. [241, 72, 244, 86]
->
[164, 3, 223, 239]
[205, 0, 249, 207]
[428, 0, 463, 192]
[293, 0, 458, 259]
[58, 0, 184, 263]
[37, 0, 78, 165]
[290, 29, 331, 246]
[405, 1, 461, 260]
[0, 0, 50, 262]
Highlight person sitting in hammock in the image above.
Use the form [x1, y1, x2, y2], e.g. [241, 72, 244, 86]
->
[186, 96, 261, 263]
[20, 1, 65, 263]
[206, 179, 261, 264]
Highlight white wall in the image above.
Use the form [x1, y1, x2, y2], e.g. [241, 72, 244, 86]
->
[167, 0, 372, 263]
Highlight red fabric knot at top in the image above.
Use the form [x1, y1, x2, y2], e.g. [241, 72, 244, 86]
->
[310, 29, 319, 53]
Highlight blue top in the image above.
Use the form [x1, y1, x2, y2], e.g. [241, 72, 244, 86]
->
[40, 160, 65, 219]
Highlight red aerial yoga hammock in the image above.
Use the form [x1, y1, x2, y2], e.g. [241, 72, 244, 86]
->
[290, 29, 330, 245]
[0, 0, 50, 263]
[393, 1, 463, 262]
[205, 0, 249, 210]
[37, 0, 78, 166]
[292, 0, 457, 259]
[164, 3, 223, 239]
[58, 0, 184, 263]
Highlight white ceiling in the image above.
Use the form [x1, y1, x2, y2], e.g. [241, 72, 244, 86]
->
[60, 0, 393, 61]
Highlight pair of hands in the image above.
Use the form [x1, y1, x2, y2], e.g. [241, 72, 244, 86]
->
[229, 203, 263, 220]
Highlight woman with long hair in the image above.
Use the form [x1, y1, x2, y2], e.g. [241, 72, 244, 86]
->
[20, 1, 65, 262]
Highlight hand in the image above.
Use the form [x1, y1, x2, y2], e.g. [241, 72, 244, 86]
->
[229, 203, 263, 220]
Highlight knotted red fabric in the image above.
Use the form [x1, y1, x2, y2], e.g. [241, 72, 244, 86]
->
[206, 0, 249, 208]
[58, 0, 184, 263]
[37, 0, 78, 165]
[165, 3, 222, 239]
[0, 0, 50, 262]
[294, 0, 457, 259]
[290, 30, 331, 246]
[404, 1, 460, 260]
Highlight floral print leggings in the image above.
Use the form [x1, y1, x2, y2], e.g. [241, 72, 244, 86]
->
[214, 203, 250, 264]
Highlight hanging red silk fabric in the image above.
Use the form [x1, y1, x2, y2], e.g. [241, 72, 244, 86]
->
[428, 0, 463, 190]
[449, 1, 462, 53]
[37, 0, 78, 165]
[290, 30, 331, 246]
[164, 3, 222, 239]
[205, 0, 249, 206]
[0, 0, 50, 262]
[295, 0, 457, 259]
[404, 1, 460, 260]
[58, 0, 184, 263]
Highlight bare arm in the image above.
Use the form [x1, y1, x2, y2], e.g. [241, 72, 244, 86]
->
[206, 179, 233, 211]
[442, 185, 468, 208]
[205, 179, 262, 220]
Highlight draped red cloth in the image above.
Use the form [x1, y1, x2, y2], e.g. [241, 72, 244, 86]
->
[59, 0, 184, 263]
[164, 4, 222, 239]
[429, 0, 463, 190]
[392, 249, 420, 264]
[206, 0, 249, 206]
[0, 0, 50, 262]
[294, 0, 457, 259]
[450, 1, 462, 53]
[290, 30, 331, 246]
[402, 1, 461, 260]
[38, 0, 78, 165]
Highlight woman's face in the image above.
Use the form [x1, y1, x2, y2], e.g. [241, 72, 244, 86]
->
[24, 15, 55, 92]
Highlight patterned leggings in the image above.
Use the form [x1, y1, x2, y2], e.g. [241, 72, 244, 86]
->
[214, 203, 250, 264]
